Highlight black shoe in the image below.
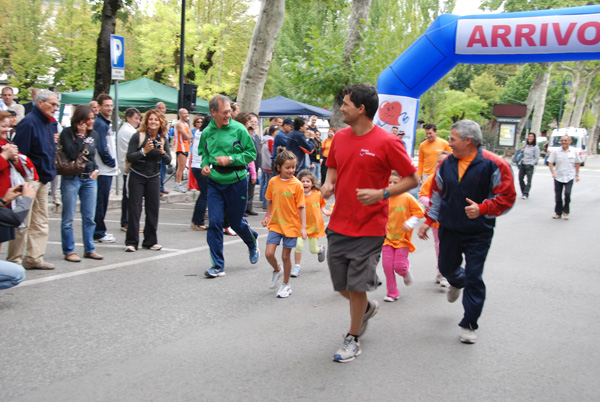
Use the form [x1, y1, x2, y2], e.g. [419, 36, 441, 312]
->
[246, 210, 258, 216]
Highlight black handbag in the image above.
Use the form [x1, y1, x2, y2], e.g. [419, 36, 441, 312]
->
[55, 132, 89, 176]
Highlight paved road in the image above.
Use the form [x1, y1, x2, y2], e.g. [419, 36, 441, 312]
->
[1, 156, 599, 401]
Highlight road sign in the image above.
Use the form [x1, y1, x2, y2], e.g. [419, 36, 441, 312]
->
[110, 35, 125, 80]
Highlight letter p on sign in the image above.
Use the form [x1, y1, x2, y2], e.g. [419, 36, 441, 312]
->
[110, 35, 125, 69]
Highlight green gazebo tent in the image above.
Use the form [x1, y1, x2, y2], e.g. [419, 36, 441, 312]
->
[59, 77, 208, 114]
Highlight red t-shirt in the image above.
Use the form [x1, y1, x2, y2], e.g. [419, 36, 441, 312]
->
[326, 125, 416, 237]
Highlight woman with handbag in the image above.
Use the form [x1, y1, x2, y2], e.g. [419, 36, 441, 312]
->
[125, 109, 171, 252]
[59, 105, 102, 262]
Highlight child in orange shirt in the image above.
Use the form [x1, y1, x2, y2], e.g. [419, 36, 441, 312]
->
[291, 169, 331, 277]
[262, 148, 307, 298]
[418, 151, 451, 288]
[382, 171, 424, 302]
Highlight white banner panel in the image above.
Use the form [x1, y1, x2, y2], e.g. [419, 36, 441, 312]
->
[456, 13, 600, 54]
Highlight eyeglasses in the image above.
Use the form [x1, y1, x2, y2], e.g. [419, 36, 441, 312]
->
[45, 101, 60, 108]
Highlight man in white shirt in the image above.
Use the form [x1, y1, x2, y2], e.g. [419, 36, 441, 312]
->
[117, 108, 141, 231]
[1, 87, 25, 123]
[548, 135, 581, 220]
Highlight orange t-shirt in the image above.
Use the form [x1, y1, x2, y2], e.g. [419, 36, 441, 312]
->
[321, 137, 333, 158]
[383, 193, 424, 252]
[265, 176, 305, 237]
[417, 137, 452, 177]
[304, 190, 326, 238]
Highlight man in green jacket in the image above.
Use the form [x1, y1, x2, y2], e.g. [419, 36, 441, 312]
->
[200, 95, 260, 277]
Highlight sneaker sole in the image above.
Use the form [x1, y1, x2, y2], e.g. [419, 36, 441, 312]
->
[333, 349, 361, 363]
[460, 336, 477, 344]
[205, 271, 225, 278]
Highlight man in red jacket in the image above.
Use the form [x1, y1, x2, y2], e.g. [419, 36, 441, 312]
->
[418, 119, 516, 345]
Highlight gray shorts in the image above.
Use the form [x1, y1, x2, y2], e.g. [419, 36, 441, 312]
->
[326, 228, 384, 292]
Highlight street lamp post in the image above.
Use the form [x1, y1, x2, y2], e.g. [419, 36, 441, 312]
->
[557, 74, 572, 128]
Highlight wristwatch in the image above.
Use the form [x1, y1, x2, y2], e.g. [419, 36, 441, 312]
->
[228, 156, 234, 164]
[382, 189, 391, 200]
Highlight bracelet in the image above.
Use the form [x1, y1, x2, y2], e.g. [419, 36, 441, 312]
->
[0, 198, 7, 207]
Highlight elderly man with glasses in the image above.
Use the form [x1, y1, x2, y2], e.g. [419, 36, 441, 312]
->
[548, 135, 581, 220]
[8, 90, 60, 270]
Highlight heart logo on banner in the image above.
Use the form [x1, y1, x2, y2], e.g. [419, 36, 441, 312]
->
[378, 101, 402, 126]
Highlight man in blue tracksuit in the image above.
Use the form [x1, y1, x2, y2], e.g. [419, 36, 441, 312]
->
[9, 90, 59, 270]
[199, 95, 260, 278]
[418, 119, 516, 344]
[286, 117, 314, 175]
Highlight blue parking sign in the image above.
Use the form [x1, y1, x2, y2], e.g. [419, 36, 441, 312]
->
[110, 35, 125, 69]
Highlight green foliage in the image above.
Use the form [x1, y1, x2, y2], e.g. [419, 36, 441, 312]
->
[270, 0, 455, 108]
[49, 0, 99, 91]
[0, 0, 52, 90]
[429, 90, 486, 129]
[481, 0, 591, 12]
[125, 0, 254, 99]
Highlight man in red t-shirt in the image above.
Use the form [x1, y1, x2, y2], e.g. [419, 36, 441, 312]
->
[321, 84, 418, 363]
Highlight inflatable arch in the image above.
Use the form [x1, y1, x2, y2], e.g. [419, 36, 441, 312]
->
[375, 4, 600, 154]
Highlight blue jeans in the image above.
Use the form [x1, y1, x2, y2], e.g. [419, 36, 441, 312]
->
[311, 161, 320, 183]
[160, 161, 167, 191]
[61, 175, 98, 254]
[191, 168, 208, 226]
[0, 260, 25, 289]
[438, 227, 493, 330]
[94, 175, 113, 239]
[207, 177, 258, 270]
[260, 170, 272, 209]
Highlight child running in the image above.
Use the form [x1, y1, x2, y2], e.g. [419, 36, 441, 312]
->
[262, 148, 307, 298]
[382, 171, 424, 302]
[418, 151, 451, 288]
[291, 169, 331, 277]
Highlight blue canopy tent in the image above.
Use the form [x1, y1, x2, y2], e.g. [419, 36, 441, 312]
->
[259, 96, 331, 118]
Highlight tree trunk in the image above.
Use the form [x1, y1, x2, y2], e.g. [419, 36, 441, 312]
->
[236, 0, 285, 114]
[516, 71, 544, 141]
[530, 63, 553, 136]
[93, 0, 122, 100]
[329, 0, 373, 130]
[558, 63, 581, 127]
[589, 93, 600, 155]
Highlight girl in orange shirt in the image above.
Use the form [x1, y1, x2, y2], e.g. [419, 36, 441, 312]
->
[382, 171, 425, 302]
[262, 148, 307, 298]
[418, 151, 451, 288]
[291, 169, 331, 277]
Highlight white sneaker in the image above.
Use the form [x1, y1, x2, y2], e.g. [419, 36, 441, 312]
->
[459, 327, 477, 344]
[277, 283, 292, 298]
[439, 277, 450, 288]
[174, 183, 187, 193]
[223, 227, 237, 236]
[291, 264, 301, 277]
[403, 271, 413, 286]
[383, 295, 399, 302]
[269, 265, 283, 289]
[96, 233, 116, 243]
[436, 272, 443, 284]
[447, 285, 461, 303]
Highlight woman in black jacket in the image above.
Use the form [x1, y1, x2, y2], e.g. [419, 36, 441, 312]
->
[125, 109, 171, 252]
[60, 105, 102, 262]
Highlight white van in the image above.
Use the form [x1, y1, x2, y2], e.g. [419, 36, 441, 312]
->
[547, 127, 589, 166]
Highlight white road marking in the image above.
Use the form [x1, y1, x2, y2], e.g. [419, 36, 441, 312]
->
[18, 235, 267, 287]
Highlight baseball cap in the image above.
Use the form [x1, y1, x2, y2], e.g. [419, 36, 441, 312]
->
[283, 118, 293, 126]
